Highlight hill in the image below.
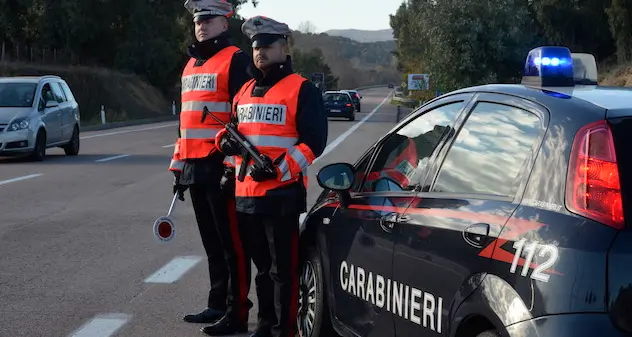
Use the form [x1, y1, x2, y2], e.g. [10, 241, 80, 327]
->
[324, 29, 394, 43]
[292, 31, 400, 89]
[0, 62, 173, 126]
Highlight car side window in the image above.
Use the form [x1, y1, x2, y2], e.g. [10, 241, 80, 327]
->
[432, 102, 541, 197]
[51, 82, 67, 103]
[38, 84, 55, 111]
[358, 101, 465, 193]
[60, 82, 75, 102]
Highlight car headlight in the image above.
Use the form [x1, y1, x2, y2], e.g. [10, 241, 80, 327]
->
[7, 117, 29, 131]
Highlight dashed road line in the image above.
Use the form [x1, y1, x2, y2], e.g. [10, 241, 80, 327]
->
[161, 143, 175, 148]
[0, 173, 43, 186]
[95, 154, 131, 163]
[81, 123, 178, 140]
[69, 313, 131, 337]
[144, 256, 203, 284]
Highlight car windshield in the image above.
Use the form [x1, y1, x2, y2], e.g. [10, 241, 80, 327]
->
[0, 83, 37, 108]
[324, 93, 350, 102]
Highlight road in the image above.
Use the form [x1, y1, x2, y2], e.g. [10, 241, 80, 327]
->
[0, 87, 398, 337]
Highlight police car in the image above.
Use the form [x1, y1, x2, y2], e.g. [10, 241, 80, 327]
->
[297, 46, 632, 337]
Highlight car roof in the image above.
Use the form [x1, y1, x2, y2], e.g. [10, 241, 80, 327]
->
[450, 83, 632, 111]
[324, 91, 351, 95]
[0, 75, 61, 84]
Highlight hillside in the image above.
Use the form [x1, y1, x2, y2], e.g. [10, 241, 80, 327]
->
[324, 29, 394, 43]
[292, 31, 399, 88]
[0, 62, 173, 126]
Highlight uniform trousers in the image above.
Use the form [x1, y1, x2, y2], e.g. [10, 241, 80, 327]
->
[239, 212, 300, 337]
[189, 180, 252, 323]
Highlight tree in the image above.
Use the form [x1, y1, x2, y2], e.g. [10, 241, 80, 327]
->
[293, 48, 338, 90]
[297, 21, 318, 34]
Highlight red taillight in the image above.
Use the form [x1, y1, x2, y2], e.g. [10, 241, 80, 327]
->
[566, 120, 624, 229]
[346, 103, 352, 107]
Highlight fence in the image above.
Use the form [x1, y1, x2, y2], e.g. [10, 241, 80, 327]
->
[0, 42, 77, 65]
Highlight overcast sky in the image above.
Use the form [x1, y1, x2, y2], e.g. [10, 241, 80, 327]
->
[238, 0, 403, 32]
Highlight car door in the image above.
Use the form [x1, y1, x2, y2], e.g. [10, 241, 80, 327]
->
[393, 93, 549, 337]
[326, 94, 474, 337]
[37, 83, 62, 144]
[50, 81, 72, 142]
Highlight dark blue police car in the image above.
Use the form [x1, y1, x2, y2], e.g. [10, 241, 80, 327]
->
[297, 47, 632, 337]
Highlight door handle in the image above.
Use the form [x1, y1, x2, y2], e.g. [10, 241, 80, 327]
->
[379, 212, 398, 233]
[462, 223, 491, 248]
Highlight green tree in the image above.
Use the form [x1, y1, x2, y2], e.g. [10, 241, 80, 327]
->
[293, 48, 339, 90]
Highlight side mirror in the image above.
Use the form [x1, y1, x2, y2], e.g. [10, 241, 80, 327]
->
[46, 100, 59, 108]
[317, 162, 355, 191]
[317, 162, 355, 209]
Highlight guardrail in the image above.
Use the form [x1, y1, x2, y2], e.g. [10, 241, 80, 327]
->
[353, 84, 389, 91]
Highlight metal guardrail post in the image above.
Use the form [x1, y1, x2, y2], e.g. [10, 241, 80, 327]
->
[396, 105, 401, 122]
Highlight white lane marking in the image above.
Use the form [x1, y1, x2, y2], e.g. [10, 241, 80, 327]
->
[80, 123, 178, 140]
[95, 154, 131, 163]
[162, 143, 175, 148]
[69, 313, 131, 337]
[144, 256, 203, 283]
[0, 173, 43, 186]
[314, 90, 393, 163]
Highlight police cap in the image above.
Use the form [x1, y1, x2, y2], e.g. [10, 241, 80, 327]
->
[242, 16, 293, 48]
[184, 0, 234, 22]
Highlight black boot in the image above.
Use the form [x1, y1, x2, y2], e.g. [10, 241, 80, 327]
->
[201, 315, 248, 336]
[183, 307, 226, 323]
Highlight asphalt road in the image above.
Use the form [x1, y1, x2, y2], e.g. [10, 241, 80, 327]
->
[0, 87, 399, 337]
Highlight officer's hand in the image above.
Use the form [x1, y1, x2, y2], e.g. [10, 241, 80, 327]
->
[249, 154, 278, 182]
[218, 134, 241, 156]
[220, 166, 236, 195]
[172, 174, 188, 201]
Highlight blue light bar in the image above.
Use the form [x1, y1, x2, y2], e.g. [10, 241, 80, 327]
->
[521, 46, 575, 87]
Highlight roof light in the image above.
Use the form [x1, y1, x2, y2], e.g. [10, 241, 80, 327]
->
[522, 46, 575, 87]
[571, 53, 598, 85]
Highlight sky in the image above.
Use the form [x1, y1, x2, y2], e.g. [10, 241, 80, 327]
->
[237, 0, 403, 32]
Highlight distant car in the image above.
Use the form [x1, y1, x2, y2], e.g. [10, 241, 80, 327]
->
[323, 91, 355, 121]
[0, 75, 81, 161]
[343, 90, 362, 112]
[388, 83, 395, 88]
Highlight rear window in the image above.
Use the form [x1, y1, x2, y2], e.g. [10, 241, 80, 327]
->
[0, 83, 37, 107]
[324, 93, 351, 102]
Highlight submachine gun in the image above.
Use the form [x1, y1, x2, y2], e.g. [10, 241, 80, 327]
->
[202, 106, 276, 182]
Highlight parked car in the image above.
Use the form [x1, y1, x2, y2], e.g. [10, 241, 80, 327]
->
[323, 91, 355, 121]
[0, 75, 81, 161]
[343, 89, 362, 112]
[297, 47, 632, 337]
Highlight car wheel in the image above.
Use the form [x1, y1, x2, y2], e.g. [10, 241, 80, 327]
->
[348, 114, 355, 121]
[30, 130, 46, 162]
[63, 125, 80, 156]
[476, 330, 500, 337]
[298, 247, 336, 337]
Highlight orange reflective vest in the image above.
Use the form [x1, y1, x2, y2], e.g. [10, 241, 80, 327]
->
[222, 74, 316, 197]
[169, 45, 240, 172]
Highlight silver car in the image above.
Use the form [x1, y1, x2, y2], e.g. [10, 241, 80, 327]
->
[0, 75, 80, 161]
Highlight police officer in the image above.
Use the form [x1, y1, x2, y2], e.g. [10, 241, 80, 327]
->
[169, 0, 253, 334]
[214, 16, 328, 337]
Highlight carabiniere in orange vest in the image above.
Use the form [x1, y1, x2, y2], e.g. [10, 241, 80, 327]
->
[221, 74, 317, 197]
[169, 45, 240, 172]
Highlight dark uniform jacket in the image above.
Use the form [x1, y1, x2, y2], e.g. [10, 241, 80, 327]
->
[178, 33, 253, 186]
[235, 56, 328, 216]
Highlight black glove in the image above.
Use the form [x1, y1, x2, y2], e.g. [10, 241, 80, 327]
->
[172, 172, 188, 201]
[218, 133, 241, 156]
[249, 154, 280, 182]
[220, 166, 236, 195]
